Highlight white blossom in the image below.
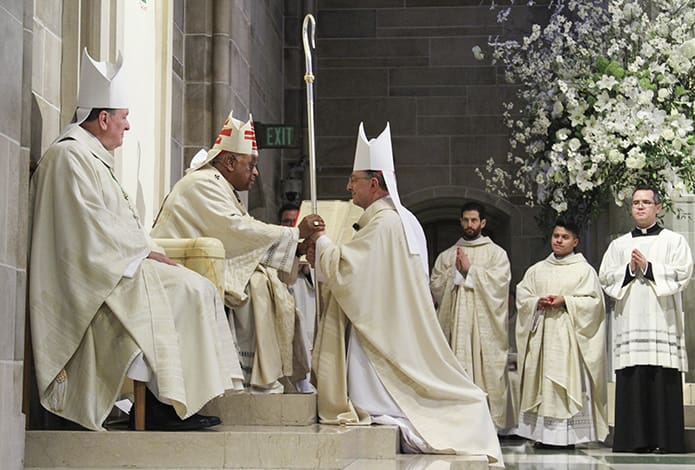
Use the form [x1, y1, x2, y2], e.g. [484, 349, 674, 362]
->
[476, 0, 695, 229]
[597, 75, 619, 90]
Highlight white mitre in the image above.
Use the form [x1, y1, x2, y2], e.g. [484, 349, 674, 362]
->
[74, 48, 129, 124]
[188, 110, 258, 172]
[353, 122, 429, 274]
[188, 148, 208, 169]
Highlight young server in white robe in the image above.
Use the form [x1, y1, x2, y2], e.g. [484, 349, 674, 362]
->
[516, 221, 608, 446]
[29, 49, 244, 431]
[151, 111, 324, 392]
[430, 202, 514, 431]
[600, 186, 693, 453]
[307, 122, 503, 466]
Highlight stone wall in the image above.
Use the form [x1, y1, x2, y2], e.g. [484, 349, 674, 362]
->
[313, 0, 548, 280]
[0, 0, 33, 467]
[176, 0, 286, 222]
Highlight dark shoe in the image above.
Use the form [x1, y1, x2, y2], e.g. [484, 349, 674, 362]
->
[128, 388, 221, 431]
[652, 447, 685, 454]
[146, 412, 221, 431]
[533, 442, 575, 450]
[129, 406, 221, 431]
[630, 447, 653, 453]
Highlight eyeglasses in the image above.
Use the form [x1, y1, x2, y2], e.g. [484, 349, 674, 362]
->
[347, 175, 371, 184]
[631, 200, 655, 207]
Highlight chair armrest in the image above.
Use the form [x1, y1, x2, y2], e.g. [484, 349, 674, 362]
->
[152, 237, 226, 299]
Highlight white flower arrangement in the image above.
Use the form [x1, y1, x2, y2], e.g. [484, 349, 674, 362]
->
[476, 0, 695, 229]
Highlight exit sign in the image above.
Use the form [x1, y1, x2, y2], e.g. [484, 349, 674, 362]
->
[255, 122, 301, 149]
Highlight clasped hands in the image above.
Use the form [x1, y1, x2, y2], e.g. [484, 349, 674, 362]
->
[630, 248, 648, 274]
[296, 215, 326, 267]
[537, 295, 565, 310]
[455, 247, 471, 276]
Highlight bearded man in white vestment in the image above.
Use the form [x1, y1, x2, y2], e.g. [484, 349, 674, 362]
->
[516, 221, 608, 446]
[307, 123, 503, 466]
[29, 50, 243, 431]
[430, 202, 513, 431]
[600, 186, 693, 453]
[151, 111, 324, 393]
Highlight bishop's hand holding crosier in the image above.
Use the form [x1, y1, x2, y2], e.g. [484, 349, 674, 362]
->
[297, 214, 325, 239]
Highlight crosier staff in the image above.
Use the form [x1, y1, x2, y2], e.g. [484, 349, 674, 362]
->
[302, 14, 321, 317]
[302, 14, 318, 215]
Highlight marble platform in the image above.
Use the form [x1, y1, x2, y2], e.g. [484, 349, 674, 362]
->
[24, 424, 400, 469]
[24, 385, 695, 469]
[24, 437, 695, 469]
[199, 392, 317, 426]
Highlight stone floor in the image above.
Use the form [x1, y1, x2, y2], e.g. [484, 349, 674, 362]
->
[498, 437, 695, 469]
[26, 436, 695, 469]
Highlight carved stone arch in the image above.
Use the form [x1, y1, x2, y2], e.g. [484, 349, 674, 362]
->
[401, 186, 515, 269]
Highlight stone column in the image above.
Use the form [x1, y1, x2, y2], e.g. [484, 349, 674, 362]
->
[0, 0, 32, 468]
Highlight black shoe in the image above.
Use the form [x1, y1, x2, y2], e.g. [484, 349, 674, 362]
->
[635, 447, 653, 453]
[533, 442, 575, 450]
[652, 447, 685, 454]
[146, 412, 221, 431]
[128, 389, 221, 431]
[129, 406, 221, 431]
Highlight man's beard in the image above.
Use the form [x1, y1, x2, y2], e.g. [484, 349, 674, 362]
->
[462, 228, 481, 240]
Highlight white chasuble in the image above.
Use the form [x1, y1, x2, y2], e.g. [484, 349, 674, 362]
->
[314, 197, 503, 466]
[430, 237, 512, 429]
[30, 124, 242, 431]
[599, 229, 693, 372]
[151, 166, 307, 388]
[516, 252, 608, 444]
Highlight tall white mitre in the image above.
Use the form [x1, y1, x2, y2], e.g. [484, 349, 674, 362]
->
[74, 48, 129, 124]
[188, 110, 258, 172]
[353, 122, 429, 274]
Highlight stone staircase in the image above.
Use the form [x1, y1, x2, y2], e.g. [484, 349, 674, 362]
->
[31, 381, 695, 467]
[24, 393, 400, 469]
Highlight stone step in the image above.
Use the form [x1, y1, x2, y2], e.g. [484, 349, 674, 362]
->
[25, 424, 399, 469]
[199, 392, 317, 426]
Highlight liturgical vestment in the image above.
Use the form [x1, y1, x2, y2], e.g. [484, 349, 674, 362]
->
[516, 252, 608, 445]
[600, 227, 693, 452]
[29, 124, 243, 431]
[151, 165, 308, 388]
[430, 236, 512, 430]
[599, 228, 692, 372]
[313, 197, 503, 465]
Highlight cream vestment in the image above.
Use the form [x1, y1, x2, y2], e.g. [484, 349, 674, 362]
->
[430, 236, 513, 429]
[516, 252, 608, 445]
[151, 165, 308, 388]
[313, 197, 503, 465]
[29, 124, 243, 431]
